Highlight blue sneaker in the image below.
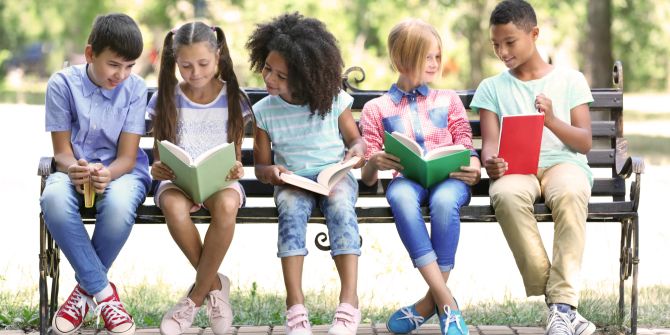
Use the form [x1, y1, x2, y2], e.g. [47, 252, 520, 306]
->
[438, 305, 469, 335]
[386, 304, 435, 334]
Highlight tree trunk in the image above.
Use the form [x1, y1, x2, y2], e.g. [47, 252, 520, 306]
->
[585, 0, 614, 88]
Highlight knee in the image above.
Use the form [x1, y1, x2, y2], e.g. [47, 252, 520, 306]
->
[210, 195, 239, 218]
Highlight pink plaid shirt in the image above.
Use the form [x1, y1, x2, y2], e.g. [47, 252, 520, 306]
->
[360, 84, 475, 161]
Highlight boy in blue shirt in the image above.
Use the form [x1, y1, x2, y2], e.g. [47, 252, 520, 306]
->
[40, 13, 149, 335]
[470, 1, 596, 335]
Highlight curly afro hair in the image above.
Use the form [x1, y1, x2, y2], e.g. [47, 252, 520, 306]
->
[246, 12, 344, 118]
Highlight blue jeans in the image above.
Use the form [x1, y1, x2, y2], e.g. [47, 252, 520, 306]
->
[275, 172, 361, 258]
[386, 176, 471, 272]
[40, 172, 147, 295]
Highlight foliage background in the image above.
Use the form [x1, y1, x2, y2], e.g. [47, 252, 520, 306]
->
[1, 0, 669, 94]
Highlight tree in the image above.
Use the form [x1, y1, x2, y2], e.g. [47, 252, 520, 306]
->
[584, 0, 614, 88]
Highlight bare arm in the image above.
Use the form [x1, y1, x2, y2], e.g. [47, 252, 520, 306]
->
[480, 109, 507, 180]
[253, 127, 287, 185]
[536, 95, 592, 154]
[338, 108, 366, 169]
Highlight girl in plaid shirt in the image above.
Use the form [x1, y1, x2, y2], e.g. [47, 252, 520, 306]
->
[359, 19, 481, 335]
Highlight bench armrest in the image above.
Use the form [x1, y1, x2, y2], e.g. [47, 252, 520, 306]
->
[38, 156, 55, 177]
[614, 138, 644, 212]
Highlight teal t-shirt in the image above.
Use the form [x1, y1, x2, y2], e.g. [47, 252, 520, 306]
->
[470, 67, 594, 185]
[253, 90, 353, 176]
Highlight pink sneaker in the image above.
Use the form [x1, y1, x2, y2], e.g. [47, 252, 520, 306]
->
[52, 285, 95, 335]
[160, 296, 200, 335]
[285, 304, 312, 335]
[328, 303, 361, 335]
[207, 273, 233, 335]
[94, 283, 135, 335]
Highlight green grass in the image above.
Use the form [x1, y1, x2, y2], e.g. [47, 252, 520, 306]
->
[626, 135, 670, 164]
[2, 283, 669, 331]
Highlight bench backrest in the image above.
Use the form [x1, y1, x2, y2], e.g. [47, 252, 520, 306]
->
[143, 64, 626, 201]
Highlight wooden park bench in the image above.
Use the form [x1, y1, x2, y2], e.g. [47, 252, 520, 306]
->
[38, 61, 643, 335]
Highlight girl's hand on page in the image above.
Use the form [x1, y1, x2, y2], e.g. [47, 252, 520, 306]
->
[151, 161, 174, 181]
[367, 152, 403, 171]
[485, 155, 507, 180]
[227, 161, 244, 181]
[343, 148, 365, 169]
[68, 159, 90, 193]
[90, 163, 110, 193]
[261, 165, 289, 185]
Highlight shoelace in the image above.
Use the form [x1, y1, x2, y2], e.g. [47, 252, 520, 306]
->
[94, 300, 131, 329]
[546, 308, 575, 335]
[207, 293, 230, 319]
[171, 301, 197, 328]
[60, 288, 93, 320]
[396, 306, 425, 331]
[441, 305, 466, 335]
[286, 309, 309, 330]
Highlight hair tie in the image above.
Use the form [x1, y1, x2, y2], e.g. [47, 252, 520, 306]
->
[211, 26, 217, 32]
[170, 28, 177, 34]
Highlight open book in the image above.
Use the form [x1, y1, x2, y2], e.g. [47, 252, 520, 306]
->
[384, 131, 470, 188]
[497, 114, 544, 175]
[280, 156, 361, 196]
[157, 140, 237, 203]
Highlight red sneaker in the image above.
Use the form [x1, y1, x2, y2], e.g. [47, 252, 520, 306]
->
[94, 283, 136, 335]
[52, 285, 95, 335]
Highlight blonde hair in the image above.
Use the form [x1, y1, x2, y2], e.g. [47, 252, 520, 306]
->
[388, 19, 442, 78]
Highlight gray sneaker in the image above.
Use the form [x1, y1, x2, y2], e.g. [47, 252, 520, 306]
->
[572, 311, 596, 335]
[545, 305, 575, 335]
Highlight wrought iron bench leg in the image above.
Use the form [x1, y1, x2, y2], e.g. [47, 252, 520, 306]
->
[618, 217, 639, 335]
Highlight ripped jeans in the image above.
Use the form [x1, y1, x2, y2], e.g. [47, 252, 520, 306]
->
[274, 172, 361, 258]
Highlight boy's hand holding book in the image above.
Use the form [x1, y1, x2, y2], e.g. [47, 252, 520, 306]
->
[484, 155, 508, 180]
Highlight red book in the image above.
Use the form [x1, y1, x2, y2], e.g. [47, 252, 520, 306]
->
[497, 114, 544, 175]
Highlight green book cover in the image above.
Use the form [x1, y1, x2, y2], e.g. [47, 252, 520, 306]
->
[157, 140, 237, 203]
[384, 131, 470, 188]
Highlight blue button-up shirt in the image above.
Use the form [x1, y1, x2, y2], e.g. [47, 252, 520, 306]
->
[388, 83, 430, 152]
[45, 64, 151, 189]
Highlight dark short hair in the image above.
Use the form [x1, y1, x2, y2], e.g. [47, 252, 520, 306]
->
[87, 13, 143, 60]
[490, 0, 537, 32]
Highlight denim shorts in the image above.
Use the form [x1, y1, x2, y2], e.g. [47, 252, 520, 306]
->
[274, 172, 361, 258]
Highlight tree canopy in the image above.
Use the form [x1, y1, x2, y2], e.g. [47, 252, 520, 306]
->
[1, 0, 668, 92]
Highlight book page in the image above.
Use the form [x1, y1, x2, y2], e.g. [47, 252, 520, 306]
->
[193, 142, 233, 167]
[316, 156, 361, 188]
[281, 173, 329, 196]
[391, 132, 423, 157]
[159, 140, 193, 166]
[424, 144, 467, 160]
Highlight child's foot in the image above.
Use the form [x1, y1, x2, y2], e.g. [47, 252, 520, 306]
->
[207, 273, 233, 335]
[328, 303, 361, 335]
[438, 305, 469, 335]
[386, 303, 435, 334]
[572, 310, 595, 335]
[545, 305, 575, 335]
[285, 304, 312, 335]
[94, 282, 135, 335]
[160, 296, 200, 335]
[52, 285, 95, 335]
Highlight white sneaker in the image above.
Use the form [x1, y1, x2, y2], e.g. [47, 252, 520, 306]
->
[572, 311, 596, 335]
[160, 297, 200, 335]
[545, 305, 575, 335]
[207, 273, 233, 335]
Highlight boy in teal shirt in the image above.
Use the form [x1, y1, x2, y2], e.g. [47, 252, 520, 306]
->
[470, 1, 596, 335]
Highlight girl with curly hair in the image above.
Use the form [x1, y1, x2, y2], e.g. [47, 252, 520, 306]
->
[148, 21, 252, 335]
[246, 12, 366, 335]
